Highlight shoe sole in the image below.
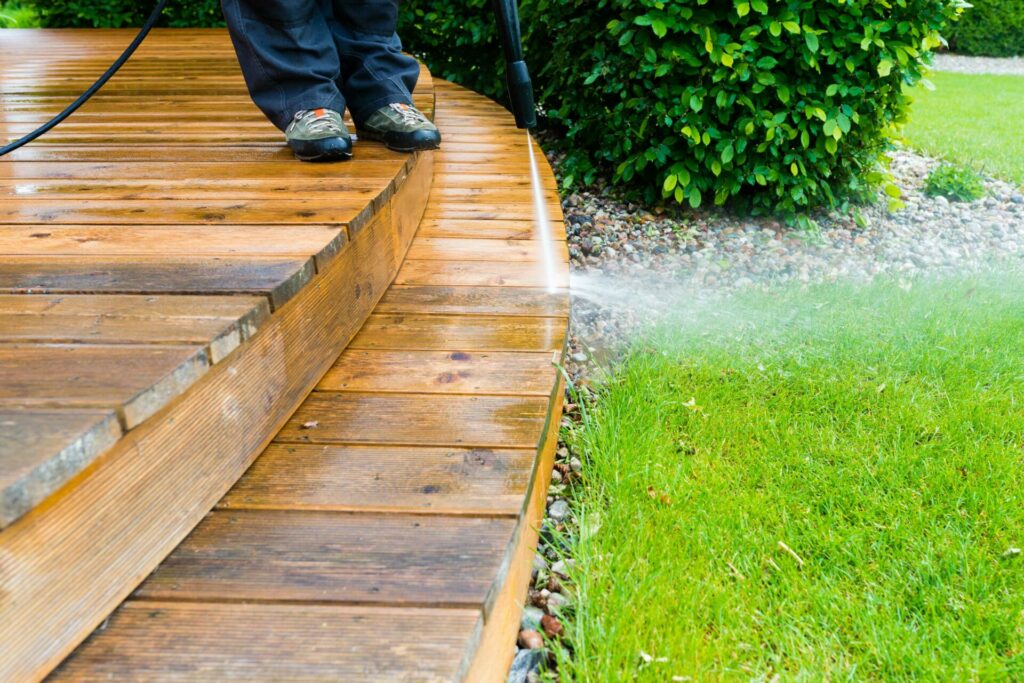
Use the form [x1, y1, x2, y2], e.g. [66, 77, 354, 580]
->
[356, 128, 441, 153]
[293, 148, 353, 162]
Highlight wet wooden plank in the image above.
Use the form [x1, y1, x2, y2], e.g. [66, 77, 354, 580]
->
[0, 409, 121, 528]
[0, 344, 209, 428]
[416, 218, 539, 239]
[349, 314, 565, 352]
[0, 142, 408, 163]
[377, 285, 569, 317]
[50, 602, 478, 683]
[0, 294, 269, 332]
[0, 160, 404, 180]
[319, 349, 557, 395]
[0, 256, 314, 310]
[421, 203, 563, 222]
[220, 444, 533, 515]
[134, 510, 514, 605]
[0, 198, 369, 224]
[396, 258, 570, 288]
[0, 179, 385, 200]
[0, 225, 346, 265]
[0, 313, 244, 361]
[407, 236, 569, 263]
[277, 393, 549, 448]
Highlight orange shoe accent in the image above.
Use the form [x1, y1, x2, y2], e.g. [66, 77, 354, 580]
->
[315, 108, 325, 117]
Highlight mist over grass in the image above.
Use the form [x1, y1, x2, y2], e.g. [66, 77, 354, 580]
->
[560, 272, 1024, 681]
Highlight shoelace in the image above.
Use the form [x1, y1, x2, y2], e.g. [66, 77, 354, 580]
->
[296, 109, 344, 136]
[389, 103, 429, 126]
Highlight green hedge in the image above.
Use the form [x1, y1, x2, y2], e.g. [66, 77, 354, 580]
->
[27, 0, 222, 28]
[949, 0, 1024, 56]
[403, 0, 964, 213]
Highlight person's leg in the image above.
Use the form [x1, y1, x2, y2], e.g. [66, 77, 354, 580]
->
[326, 0, 420, 127]
[221, 0, 346, 131]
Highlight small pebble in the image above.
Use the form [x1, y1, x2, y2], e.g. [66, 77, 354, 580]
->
[507, 648, 544, 683]
[569, 457, 583, 473]
[520, 605, 544, 631]
[546, 592, 570, 611]
[518, 629, 544, 649]
[541, 614, 564, 638]
[548, 499, 570, 522]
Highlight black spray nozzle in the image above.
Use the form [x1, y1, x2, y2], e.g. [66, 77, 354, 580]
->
[506, 60, 537, 129]
[492, 0, 537, 129]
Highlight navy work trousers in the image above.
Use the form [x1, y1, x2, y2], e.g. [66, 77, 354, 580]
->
[221, 0, 420, 130]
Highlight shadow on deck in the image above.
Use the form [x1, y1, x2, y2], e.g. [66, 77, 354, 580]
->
[0, 28, 568, 682]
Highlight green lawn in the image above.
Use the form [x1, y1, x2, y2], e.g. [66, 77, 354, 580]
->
[560, 275, 1024, 680]
[904, 71, 1024, 185]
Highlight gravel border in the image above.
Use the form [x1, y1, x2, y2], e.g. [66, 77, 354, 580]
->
[932, 53, 1024, 76]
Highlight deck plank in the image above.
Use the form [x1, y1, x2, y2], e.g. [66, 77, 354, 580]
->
[377, 285, 569, 317]
[0, 255, 314, 310]
[277, 392, 549, 448]
[396, 258, 570, 288]
[0, 409, 121, 527]
[319, 349, 557, 395]
[134, 510, 515, 605]
[49, 602, 478, 683]
[349, 313, 565, 352]
[219, 444, 533, 515]
[0, 344, 208, 427]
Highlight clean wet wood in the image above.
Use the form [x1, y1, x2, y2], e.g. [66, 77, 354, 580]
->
[0, 409, 121, 527]
[0, 28, 435, 681]
[33, 56, 567, 683]
[219, 444, 535, 515]
[134, 510, 515, 605]
[0, 28, 422, 531]
[49, 603, 479, 682]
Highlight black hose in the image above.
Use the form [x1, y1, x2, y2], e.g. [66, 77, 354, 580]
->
[0, 0, 169, 157]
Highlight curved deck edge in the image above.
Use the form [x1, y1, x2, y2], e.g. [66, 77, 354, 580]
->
[465, 373, 565, 681]
[0, 148, 434, 683]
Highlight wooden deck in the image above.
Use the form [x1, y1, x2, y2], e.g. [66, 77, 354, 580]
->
[0, 29, 568, 682]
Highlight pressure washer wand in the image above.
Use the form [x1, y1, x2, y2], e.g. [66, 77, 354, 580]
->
[492, 0, 537, 130]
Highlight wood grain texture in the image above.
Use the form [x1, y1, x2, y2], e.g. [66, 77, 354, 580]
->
[0, 255, 315, 311]
[219, 444, 534, 515]
[0, 344, 209, 428]
[50, 603, 478, 683]
[0, 155, 432, 682]
[0, 409, 121, 528]
[349, 314, 566, 352]
[19, 66, 573, 683]
[134, 510, 515, 605]
[396, 259, 570, 288]
[465, 375, 564, 682]
[319, 350, 557, 395]
[277, 393, 549, 449]
[0, 224, 346, 259]
[0, 26, 434, 678]
[376, 285, 569, 317]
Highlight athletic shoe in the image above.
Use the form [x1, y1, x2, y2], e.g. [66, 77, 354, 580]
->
[284, 108, 352, 162]
[357, 102, 441, 152]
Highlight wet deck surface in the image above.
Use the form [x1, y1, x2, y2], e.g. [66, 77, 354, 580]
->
[0, 29, 428, 529]
[0, 28, 568, 683]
